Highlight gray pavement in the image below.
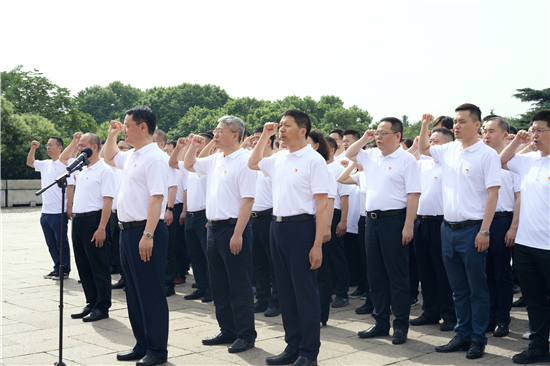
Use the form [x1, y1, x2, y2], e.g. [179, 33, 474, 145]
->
[1, 207, 532, 365]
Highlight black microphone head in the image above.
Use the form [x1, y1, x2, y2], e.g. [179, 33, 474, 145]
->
[81, 147, 93, 158]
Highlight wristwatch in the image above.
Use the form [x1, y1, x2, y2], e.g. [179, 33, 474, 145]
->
[479, 230, 490, 237]
[166, 206, 174, 211]
[143, 231, 154, 239]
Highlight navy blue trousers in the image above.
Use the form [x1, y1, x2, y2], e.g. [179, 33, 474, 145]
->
[327, 211, 350, 298]
[120, 221, 169, 359]
[207, 222, 256, 343]
[185, 213, 209, 293]
[358, 216, 372, 306]
[40, 213, 71, 273]
[251, 214, 278, 306]
[271, 219, 320, 360]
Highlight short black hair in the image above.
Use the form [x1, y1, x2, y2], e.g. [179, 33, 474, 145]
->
[379, 117, 403, 140]
[282, 109, 311, 139]
[455, 103, 482, 122]
[253, 126, 275, 148]
[330, 128, 344, 140]
[308, 129, 330, 161]
[432, 127, 455, 141]
[126, 106, 156, 135]
[432, 116, 454, 130]
[509, 125, 518, 134]
[154, 129, 167, 143]
[243, 129, 251, 138]
[343, 129, 361, 141]
[530, 110, 550, 128]
[100, 139, 106, 146]
[484, 115, 510, 133]
[325, 135, 338, 152]
[167, 140, 177, 148]
[199, 130, 214, 141]
[49, 136, 64, 147]
[401, 138, 413, 149]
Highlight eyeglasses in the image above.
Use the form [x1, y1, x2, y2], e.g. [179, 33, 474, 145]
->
[528, 129, 550, 135]
[374, 132, 397, 138]
[214, 129, 234, 135]
[118, 146, 130, 150]
[123, 122, 142, 129]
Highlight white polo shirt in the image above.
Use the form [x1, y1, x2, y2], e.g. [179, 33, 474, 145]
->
[356, 146, 421, 212]
[114, 142, 168, 222]
[258, 145, 329, 216]
[346, 185, 361, 234]
[34, 159, 75, 214]
[351, 171, 367, 217]
[180, 162, 207, 212]
[417, 157, 444, 216]
[327, 161, 352, 210]
[193, 148, 256, 221]
[252, 171, 273, 212]
[430, 140, 501, 222]
[506, 152, 550, 250]
[110, 166, 123, 211]
[334, 151, 346, 162]
[174, 166, 187, 205]
[72, 161, 115, 214]
[328, 169, 338, 201]
[496, 169, 520, 212]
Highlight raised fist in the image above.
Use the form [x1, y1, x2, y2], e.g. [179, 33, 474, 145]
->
[363, 130, 375, 143]
[264, 122, 278, 137]
[421, 113, 434, 126]
[73, 132, 83, 142]
[516, 130, 530, 145]
[109, 121, 123, 137]
[31, 141, 40, 149]
[176, 137, 188, 148]
[191, 134, 205, 148]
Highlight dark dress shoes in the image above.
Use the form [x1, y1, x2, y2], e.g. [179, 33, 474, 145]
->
[136, 355, 167, 366]
[485, 323, 496, 333]
[201, 291, 213, 303]
[83, 308, 109, 322]
[392, 329, 407, 344]
[165, 286, 175, 297]
[440, 319, 456, 332]
[264, 305, 281, 317]
[202, 332, 236, 345]
[358, 325, 389, 338]
[292, 356, 317, 366]
[512, 297, 526, 307]
[512, 345, 550, 364]
[184, 290, 205, 300]
[410, 315, 440, 326]
[254, 300, 269, 313]
[355, 303, 374, 315]
[493, 323, 509, 337]
[116, 350, 145, 361]
[111, 277, 125, 289]
[466, 340, 485, 359]
[228, 338, 254, 353]
[71, 304, 93, 319]
[435, 336, 470, 352]
[266, 351, 299, 365]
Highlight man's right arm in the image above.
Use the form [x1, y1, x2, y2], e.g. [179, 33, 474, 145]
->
[169, 138, 188, 169]
[418, 114, 433, 157]
[345, 130, 374, 162]
[183, 134, 206, 172]
[500, 131, 530, 170]
[60, 132, 82, 165]
[27, 141, 40, 168]
[249, 122, 278, 171]
[104, 121, 122, 167]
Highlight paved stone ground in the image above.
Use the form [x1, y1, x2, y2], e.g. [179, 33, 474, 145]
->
[1, 207, 534, 365]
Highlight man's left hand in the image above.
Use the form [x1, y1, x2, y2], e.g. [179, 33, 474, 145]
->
[139, 236, 154, 261]
[91, 228, 106, 247]
[475, 232, 490, 252]
[336, 221, 347, 237]
[309, 245, 322, 270]
[229, 235, 243, 255]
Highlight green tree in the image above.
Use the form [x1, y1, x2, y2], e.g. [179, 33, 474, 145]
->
[318, 106, 372, 134]
[168, 106, 226, 139]
[508, 87, 550, 130]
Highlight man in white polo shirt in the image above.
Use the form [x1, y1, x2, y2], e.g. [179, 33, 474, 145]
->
[184, 116, 257, 354]
[419, 104, 501, 360]
[249, 110, 329, 366]
[60, 133, 115, 322]
[330, 128, 346, 162]
[500, 110, 550, 364]
[346, 117, 421, 346]
[27, 136, 75, 280]
[104, 106, 169, 366]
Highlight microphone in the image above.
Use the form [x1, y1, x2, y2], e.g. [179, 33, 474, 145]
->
[66, 147, 93, 172]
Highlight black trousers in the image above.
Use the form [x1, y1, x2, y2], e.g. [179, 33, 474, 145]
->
[317, 240, 332, 324]
[344, 233, 365, 291]
[515, 244, 550, 350]
[174, 203, 189, 278]
[358, 216, 372, 306]
[185, 212, 209, 293]
[486, 215, 513, 326]
[72, 212, 112, 313]
[165, 204, 184, 289]
[109, 212, 121, 272]
[271, 218, 320, 360]
[326, 210, 350, 298]
[413, 218, 455, 321]
[251, 213, 278, 306]
[208, 221, 256, 343]
[409, 243, 419, 299]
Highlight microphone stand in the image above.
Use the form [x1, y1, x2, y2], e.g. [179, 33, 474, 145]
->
[36, 156, 89, 366]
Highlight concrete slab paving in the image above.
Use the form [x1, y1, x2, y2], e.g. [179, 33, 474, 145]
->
[1, 207, 532, 365]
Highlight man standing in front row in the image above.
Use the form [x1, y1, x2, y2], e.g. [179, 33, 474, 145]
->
[419, 105, 501, 360]
[346, 117, 421, 345]
[500, 111, 550, 364]
[249, 110, 329, 366]
[184, 116, 257, 354]
[104, 106, 169, 366]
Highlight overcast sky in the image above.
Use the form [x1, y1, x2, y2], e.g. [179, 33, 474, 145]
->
[1, 0, 548, 123]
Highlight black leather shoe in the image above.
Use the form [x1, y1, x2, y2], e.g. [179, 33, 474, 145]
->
[184, 289, 204, 300]
[493, 323, 509, 337]
[358, 325, 389, 338]
[228, 338, 254, 353]
[392, 328, 407, 344]
[266, 351, 299, 365]
[485, 323, 496, 333]
[254, 300, 268, 313]
[410, 315, 440, 326]
[71, 304, 93, 319]
[82, 308, 109, 322]
[512, 297, 526, 307]
[435, 336, 470, 352]
[466, 340, 485, 359]
[355, 303, 374, 315]
[136, 355, 167, 366]
[264, 305, 281, 317]
[512, 345, 550, 364]
[201, 291, 213, 303]
[292, 356, 317, 366]
[165, 287, 175, 297]
[440, 319, 456, 332]
[202, 332, 236, 345]
[112, 277, 125, 289]
[116, 350, 145, 361]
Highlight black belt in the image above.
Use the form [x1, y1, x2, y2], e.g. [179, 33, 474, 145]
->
[444, 219, 483, 230]
[118, 220, 147, 230]
[366, 208, 406, 220]
[334, 209, 342, 215]
[175, 203, 183, 207]
[272, 214, 315, 223]
[72, 210, 101, 219]
[251, 208, 273, 218]
[494, 211, 513, 218]
[208, 218, 237, 227]
[187, 209, 206, 218]
[417, 215, 444, 222]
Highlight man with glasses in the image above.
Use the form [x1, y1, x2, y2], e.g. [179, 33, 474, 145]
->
[346, 117, 421, 345]
[330, 128, 346, 161]
[500, 110, 550, 364]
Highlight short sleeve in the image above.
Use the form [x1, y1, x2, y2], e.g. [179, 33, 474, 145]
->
[328, 172, 338, 199]
[34, 160, 45, 172]
[168, 167, 178, 188]
[429, 143, 446, 164]
[483, 150, 502, 189]
[513, 172, 521, 193]
[258, 154, 277, 178]
[350, 173, 361, 187]
[356, 149, 371, 170]
[238, 163, 257, 199]
[193, 155, 213, 176]
[310, 157, 330, 195]
[113, 151, 129, 170]
[100, 167, 115, 198]
[147, 155, 168, 196]
[403, 158, 421, 194]
[506, 154, 527, 177]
